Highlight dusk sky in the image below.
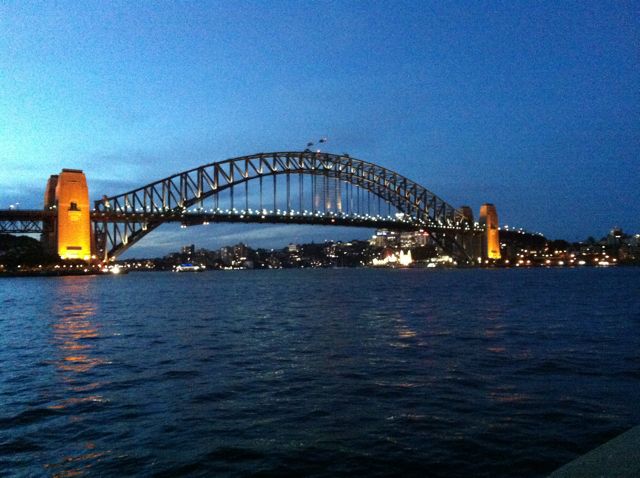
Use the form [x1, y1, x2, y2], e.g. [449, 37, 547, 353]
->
[1, 1, 638, 257]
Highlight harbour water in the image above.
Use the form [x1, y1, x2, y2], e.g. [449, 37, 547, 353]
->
[1, 268, 639, 477]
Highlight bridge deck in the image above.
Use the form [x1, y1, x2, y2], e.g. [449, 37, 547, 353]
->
[0, 209, 473, 234]
[0, 209, 54, 221]
[89, 210, 470, 233]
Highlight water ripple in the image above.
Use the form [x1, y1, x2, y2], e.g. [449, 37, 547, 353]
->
[0, 268, 638, 477]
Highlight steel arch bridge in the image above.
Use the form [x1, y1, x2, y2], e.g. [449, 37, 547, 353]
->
[92, 151, 479, 260]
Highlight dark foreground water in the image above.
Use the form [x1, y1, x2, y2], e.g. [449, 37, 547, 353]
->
[1, 268, 639, 477]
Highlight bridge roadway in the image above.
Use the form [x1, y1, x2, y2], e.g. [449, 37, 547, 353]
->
[0, 208, 468, 234]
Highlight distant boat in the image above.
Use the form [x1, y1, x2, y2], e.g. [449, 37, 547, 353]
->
[173, 263, 204, 272]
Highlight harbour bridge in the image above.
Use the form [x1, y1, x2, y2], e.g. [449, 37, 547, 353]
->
[0, 151, 501, 263]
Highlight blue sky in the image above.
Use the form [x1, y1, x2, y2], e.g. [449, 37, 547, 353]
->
[1, 1, 638, 257]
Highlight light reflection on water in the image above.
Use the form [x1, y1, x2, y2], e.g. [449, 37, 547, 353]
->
[43, 442, 110, 478]
[46, 277, 110, 476]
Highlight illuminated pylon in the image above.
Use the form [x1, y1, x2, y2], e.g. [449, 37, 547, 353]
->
[42, 169, 93, 261]
[479, 203, 501, 260]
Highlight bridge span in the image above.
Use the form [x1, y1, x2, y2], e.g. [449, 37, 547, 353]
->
[0, 151, 501, 263]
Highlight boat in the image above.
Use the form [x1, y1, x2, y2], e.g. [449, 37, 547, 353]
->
[173, 263, 205, 272]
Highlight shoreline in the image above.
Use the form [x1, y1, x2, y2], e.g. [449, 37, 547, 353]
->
[2, 263, 638, 278]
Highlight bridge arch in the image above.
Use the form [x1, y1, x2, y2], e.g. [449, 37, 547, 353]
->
[93, 151, 472, 260]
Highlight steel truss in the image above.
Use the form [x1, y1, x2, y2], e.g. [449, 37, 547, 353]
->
[0, 219, 45, 233]
[93, 151, 478, 260]
[0, 210, 54, 234]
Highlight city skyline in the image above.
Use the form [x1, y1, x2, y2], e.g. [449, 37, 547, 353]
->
[1, 1, 638, 257]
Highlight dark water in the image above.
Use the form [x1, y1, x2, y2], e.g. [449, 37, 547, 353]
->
[1, 268, 639, 477]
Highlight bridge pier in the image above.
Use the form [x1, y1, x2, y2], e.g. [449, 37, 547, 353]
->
[455, 204, 501, 263]
[479, 203, 501, 261]
[41, 175, 58, 256]
[42, 169, 93, 261]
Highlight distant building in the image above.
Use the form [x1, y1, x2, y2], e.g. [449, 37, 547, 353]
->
[233, 243, 248, 260]
[607, 228, 623, 247]
[371, 229, 431, 249]
[182, 244, 195, 256]
[370, 229, 399, 248]
[220, 246, 234, 265]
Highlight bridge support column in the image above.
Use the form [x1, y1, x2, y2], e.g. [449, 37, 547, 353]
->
[41, 174, 59, 255]
[42, 169, 93, 261]
[479, 203, 501, 261]
[457, 206, 481, 263]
